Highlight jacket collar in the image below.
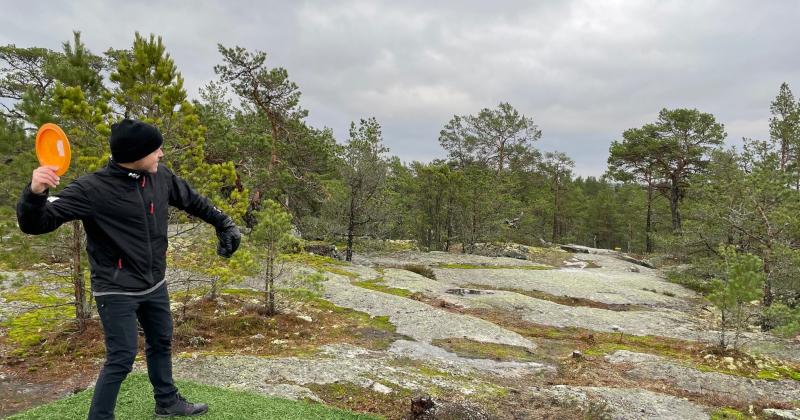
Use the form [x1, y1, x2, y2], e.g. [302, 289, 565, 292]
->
[106, 158, 148, 180]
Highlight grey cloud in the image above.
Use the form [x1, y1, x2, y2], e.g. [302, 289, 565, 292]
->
[2, 0, 799, 176]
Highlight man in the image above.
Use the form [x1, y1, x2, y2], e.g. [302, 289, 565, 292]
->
[16, 119, 241, 419]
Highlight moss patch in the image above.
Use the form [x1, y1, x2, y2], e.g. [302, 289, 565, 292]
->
[755, 370, 782, 381]
[524, 246, 572, 267]
[436, 263, 552, 270]
[280, 253, 358, 278]
[462, 284, 645, 311]
[413, 302, 702, 364]
[1, 284, 74, 348]
[350, 239, 419, 253]
[696, 352, 800, 382]
[2, 284, 66, 306]
[387, 357, 460, 380]
[470, 308, 698, 359]
[710, 407, 747, 419]
[351, 277, 414, 298]
[4, 307, 74, 348]
[448, 303, 800, 385]
[431, 337, 540, 362]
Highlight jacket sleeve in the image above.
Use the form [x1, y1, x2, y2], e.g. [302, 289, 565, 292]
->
[16, 180, 93, 235]
[164, 166, 230, 229]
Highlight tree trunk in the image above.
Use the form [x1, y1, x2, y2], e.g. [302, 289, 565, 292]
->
[265, 252, 276, 315]
[627, 222, 633, 253]
[669, 178, 682, 233]
[210, 276, 218, 300]
[444, 197, 453, 252]
[645, 185, 654, 253]
[780, 137, 788, 172]
[433, 193, 441, 249]
[552, 182, 560, 243]
[757, 249, 775, 330]
[346, 193, 356, 262]
[263, 106, 280, 170]
[497, 142, 505, 174]
[468, 209, 478, 254]
[346, 229, 354, 262]
[71, 221, 88, 331]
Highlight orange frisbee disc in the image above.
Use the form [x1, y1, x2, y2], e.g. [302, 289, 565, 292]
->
[35, 123, 71, 176]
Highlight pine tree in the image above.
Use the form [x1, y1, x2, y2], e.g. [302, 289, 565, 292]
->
[109, 33, 247, 222]
[340, 118, 390, 261]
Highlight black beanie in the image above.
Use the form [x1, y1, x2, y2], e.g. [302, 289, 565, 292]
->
[109, 119, 164, 163]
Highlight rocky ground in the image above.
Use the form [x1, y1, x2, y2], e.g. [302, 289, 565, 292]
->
[4, 245, 800, 419]
[161, 247, 800, 418]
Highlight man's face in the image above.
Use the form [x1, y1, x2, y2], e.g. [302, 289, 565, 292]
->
[134, 147, 164, 173]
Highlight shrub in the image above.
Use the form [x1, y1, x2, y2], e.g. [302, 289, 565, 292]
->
[762, 303, 800, 338]
[666, 271, 714, 295]
[708, 246, 764, 350]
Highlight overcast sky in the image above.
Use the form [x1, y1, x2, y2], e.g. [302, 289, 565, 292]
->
[2, 0, 799, 176]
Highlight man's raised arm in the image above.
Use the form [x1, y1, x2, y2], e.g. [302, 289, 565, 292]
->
[17, 166, 93, 235]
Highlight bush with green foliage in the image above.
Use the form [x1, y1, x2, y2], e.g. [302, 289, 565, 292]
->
[708, 246, 764, 350]
[762, 302, 800, 338]
[665, 270, 715, 295]
[251, 199, 298, 315]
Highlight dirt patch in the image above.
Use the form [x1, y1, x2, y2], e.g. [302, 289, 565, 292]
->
[307, 381, 497, 420]
[482, 387, 614, 420]
[0, 373, 90, 418]
[0, 322, 102, 417]
[306, 381, 411, 420]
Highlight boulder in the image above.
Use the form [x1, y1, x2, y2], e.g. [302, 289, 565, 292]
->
[764, 409, 800, 419]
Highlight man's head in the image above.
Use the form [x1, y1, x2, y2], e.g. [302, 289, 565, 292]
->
[109, 119, 164, 173]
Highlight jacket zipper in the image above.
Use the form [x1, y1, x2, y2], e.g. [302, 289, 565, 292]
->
[137, 176, 154, 282]
[112, 258, 121, 282]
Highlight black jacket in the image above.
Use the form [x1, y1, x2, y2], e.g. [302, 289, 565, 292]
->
[17, 159, 231, 295]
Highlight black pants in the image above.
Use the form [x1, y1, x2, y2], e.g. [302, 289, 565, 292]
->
[87, 284, 178, 420]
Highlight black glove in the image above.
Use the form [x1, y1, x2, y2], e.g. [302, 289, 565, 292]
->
[216, 218, 241, 258]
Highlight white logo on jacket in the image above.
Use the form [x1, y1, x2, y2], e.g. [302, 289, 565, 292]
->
[127, 172, 141, 179]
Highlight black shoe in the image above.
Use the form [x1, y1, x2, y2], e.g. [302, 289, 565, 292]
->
[155, 393, 209, 417]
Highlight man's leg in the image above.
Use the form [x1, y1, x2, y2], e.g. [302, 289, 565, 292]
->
[88, 294, 139, 420]
[136, 284, 178, 405]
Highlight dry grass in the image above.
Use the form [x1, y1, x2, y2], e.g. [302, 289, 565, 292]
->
[397, 264, 437, 280]
[305, 382, 412, 420]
